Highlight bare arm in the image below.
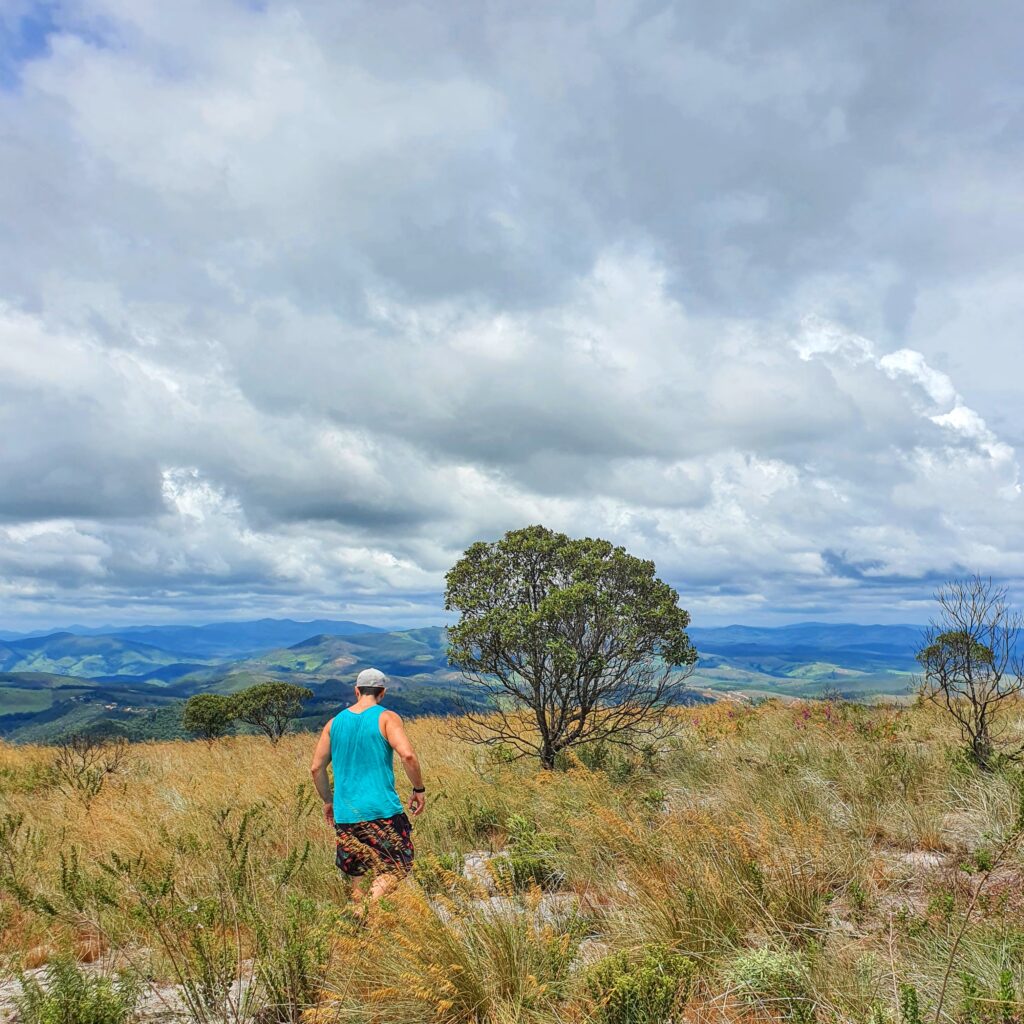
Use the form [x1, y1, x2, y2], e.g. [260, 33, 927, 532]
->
[309, 721, 334, 825]
[382, 711, 425, 815]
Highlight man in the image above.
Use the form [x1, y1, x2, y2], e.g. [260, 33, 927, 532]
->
[310, 667, 426, 909]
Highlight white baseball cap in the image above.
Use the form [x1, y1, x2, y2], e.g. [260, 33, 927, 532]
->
[356, 667, 387, 688]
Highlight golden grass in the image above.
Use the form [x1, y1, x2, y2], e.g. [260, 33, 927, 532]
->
[2, 700, 1024, 1023]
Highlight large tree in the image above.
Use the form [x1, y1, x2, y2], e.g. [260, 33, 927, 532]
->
[232, 682, 313, 744]
[445, 524, 697, 768]
[917, 575, 1024, 769]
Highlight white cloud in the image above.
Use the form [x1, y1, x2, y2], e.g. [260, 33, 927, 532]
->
[0, 0, 1021, 628]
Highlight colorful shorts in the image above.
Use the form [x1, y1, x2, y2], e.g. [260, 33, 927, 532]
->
[334, 811, 414, 877]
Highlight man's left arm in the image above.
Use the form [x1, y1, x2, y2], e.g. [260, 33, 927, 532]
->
[382, 712, 426, 816]
[310, 721, 334, 826]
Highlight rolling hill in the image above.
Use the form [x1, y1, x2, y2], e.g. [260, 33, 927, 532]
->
[685, 622, 923, 700]
[0, 627, 480, 743]
[0, 632, 214, 678]
[0, 619, 927, 743]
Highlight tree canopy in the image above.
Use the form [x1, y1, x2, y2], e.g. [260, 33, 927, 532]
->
[181, 693, 236, 743]
[231, 682, 314, 744]
[446, 524, 697, 767]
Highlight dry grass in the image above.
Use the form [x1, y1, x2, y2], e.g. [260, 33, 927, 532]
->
[3, 700, 1024, 1023]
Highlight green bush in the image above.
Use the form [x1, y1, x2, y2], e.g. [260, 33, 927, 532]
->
[558, 740, 649, 782]
[16, 958, 139, 1024]
[957, 969, 1018, 1024]
[466, 802, 501, 840]
[494, 814, 562, 891]
[252, 894, 339, 1024]
[898, 982, 921, 1024]
[584, 945, 694, 1024]
[412, 851, 462, 895]
[182, 693, 236, 742]
[724, 946, 813, 1021]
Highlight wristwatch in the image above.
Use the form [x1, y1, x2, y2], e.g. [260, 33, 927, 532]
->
[412, 786, 426, 793]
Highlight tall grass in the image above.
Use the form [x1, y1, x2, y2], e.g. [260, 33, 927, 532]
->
[2, 700, 1024, 1022]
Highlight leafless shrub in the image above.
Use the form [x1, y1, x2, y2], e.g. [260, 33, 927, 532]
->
[52, 734, 130, 807]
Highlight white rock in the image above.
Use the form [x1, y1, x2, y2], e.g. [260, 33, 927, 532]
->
[570, 938, 612, 973]
[462, 850, 508, 894]
[896, 850, 945, 870]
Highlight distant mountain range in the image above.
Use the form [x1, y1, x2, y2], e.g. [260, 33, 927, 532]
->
[0, 618, 926, 744]
[685, 622, 924, 701]
[0, 618, 387, 656]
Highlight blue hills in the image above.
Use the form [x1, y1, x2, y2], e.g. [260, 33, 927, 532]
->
[685, 622, 925, 700]
[0, 618, 387, 657]
[0, 619, 927, 743]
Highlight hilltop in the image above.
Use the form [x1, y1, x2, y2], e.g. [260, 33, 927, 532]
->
[1, 700, 1021, 1022]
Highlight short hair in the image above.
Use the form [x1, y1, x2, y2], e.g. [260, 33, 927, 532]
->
[356, 684, 385, 698]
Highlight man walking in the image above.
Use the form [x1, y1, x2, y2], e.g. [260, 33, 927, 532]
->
[310, 667, 425, 909]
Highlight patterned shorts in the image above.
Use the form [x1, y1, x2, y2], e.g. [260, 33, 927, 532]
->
[334, 811, 415, 877]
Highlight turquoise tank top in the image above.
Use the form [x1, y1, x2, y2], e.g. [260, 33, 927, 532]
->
[329, 705, 404, 824]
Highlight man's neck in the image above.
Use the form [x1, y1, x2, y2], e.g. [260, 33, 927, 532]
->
[352, 696, 380, 711]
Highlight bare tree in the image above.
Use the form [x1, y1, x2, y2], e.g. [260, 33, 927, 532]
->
[446, 525, 697, 768]
[917, 576, 1024, 769]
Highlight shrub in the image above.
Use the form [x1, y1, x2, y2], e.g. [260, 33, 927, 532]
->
[412, 852, 463, 896]
[899, 983, 921, 1024]
[467, 802, 501, 839]
[51, 735, 129, 808]
[252, 894, 339, 1024]
[584, 945, 694, 1024]
[493, 814, 562, 891]
[724, 946, 813, 1021]
[16, 957, 139, 1024]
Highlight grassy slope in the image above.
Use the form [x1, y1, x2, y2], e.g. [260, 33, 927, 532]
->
[3, 701, 1024, 1021]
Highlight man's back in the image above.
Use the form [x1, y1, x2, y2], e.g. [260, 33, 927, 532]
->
[329, 705, 404, 824]
[310, 670, 425, 907]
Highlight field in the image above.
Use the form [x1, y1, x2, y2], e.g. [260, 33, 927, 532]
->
[3, 699, 1024, 1023]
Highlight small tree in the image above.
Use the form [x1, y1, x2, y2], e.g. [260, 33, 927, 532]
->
[446, 524, 697, 769]
[232, 682, 313, 744]
[917, 575, 1024, 769]
[182, 693, 236, 743]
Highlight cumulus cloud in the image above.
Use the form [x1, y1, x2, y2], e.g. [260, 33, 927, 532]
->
[0, 0, 1021, 628]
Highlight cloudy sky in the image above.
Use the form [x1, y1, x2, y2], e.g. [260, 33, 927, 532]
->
[1, 0, 1022, 630]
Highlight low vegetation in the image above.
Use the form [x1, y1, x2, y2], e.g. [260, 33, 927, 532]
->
[4, 698, 1024, 1022]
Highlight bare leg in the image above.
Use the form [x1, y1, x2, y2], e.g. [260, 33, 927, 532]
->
[349, 875, 369, 921]
[369, 872, 400, 901]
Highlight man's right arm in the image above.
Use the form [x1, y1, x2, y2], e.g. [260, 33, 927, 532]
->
[309, 720, 334, 825]
[383, 712, 425, 816]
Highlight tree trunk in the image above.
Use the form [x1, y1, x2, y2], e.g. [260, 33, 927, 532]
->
[972, 731, 994, 770]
